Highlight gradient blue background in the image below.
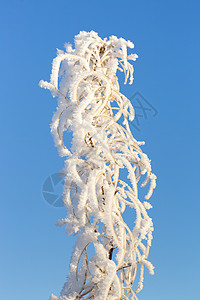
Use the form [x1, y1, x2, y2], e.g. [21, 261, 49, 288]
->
[1, 0, 200, 299]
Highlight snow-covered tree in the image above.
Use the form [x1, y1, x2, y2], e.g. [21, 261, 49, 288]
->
[40, 31, 156, 300]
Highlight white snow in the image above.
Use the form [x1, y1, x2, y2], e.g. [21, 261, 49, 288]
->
[40, 30, 157, 300]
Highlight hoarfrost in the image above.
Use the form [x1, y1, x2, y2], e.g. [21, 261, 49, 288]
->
[40, 31, 157, 300]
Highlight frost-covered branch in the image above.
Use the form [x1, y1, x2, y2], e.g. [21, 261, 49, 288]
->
[40, 31, 156, 300]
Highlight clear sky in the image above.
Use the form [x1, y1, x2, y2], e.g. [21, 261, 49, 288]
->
[1, 0, 200, 299]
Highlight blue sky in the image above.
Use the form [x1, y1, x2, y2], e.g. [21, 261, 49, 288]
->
[1, 0, 200, 299]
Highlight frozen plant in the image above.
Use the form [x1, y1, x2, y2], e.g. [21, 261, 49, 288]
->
[40, 31, 157, 300]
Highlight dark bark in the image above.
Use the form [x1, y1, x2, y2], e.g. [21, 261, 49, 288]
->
[108, 247, 114, 260]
